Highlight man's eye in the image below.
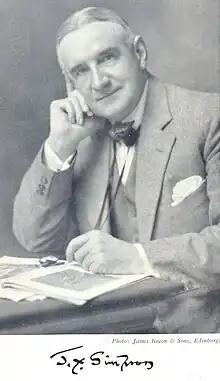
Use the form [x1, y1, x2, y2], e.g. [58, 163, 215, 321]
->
[103, 54, 113, 61]
[100, 54, 115, 63]
[75, 67, 88, 77]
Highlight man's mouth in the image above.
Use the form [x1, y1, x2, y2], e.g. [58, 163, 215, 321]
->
[96, 88, 120, 101]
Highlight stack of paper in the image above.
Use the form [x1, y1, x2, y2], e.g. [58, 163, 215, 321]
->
[0, 256, 46, 302]
[2, 259, 150, 305]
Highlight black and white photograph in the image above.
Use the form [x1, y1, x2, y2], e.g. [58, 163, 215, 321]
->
[0, 0, 220, 348]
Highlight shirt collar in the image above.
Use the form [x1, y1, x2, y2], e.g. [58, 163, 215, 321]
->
[122, 79, 148, 129]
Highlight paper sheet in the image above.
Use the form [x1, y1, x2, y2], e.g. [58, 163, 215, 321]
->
[0, 256, 46, 302]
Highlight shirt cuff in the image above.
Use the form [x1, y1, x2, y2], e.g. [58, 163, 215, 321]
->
[133, 243, 160, 278]
[43, 140, 77, 172]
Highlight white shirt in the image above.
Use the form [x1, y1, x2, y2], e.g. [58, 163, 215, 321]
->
[113, 80, 148, 184]
[43, 80, 159, 277]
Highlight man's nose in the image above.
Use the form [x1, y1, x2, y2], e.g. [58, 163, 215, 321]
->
[91, 68, 110, 91]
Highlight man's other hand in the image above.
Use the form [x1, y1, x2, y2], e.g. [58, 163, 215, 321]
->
[66, 230, 145, 275]
[47, 90, 104, 162]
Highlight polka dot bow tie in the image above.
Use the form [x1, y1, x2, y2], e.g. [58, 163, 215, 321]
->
[109, 120, 141, 147]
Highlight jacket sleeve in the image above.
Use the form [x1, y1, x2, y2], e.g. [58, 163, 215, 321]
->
[12, 146, 79, 255]
[142, 114, 220, 289]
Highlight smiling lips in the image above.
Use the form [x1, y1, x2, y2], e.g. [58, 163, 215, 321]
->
[96, 88, 120, 101]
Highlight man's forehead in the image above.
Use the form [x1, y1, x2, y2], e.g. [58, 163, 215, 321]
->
[58, 21, 129, 65]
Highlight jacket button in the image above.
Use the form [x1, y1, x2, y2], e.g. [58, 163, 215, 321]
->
[40, 176, 48, 185]
[36, 188, 44, 196]
[36, 183, 46, 195]
[39, 184, 46, 191]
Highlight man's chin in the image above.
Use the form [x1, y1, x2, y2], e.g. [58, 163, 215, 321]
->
[94, 106, 127, 123]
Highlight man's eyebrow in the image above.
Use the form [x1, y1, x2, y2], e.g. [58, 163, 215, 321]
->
[97, 47, 119, 58]
[69, 47, 120, 74]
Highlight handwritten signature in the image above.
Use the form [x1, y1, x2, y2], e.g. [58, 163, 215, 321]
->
[50, 345, 154, 375]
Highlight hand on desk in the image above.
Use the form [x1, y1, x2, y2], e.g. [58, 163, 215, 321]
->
[66, 230, 146, 275]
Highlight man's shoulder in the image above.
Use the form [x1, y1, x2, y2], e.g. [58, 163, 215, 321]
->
[163, 79, 219, 116]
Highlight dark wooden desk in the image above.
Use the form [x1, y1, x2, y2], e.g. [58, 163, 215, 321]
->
[0, 278, 184, 334]
[2, 249, 219, 334]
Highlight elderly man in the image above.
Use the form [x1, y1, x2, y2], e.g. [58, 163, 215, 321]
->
[13, 7, 220, 332]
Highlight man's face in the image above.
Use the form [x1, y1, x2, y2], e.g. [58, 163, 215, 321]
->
[58, 21, 146, 122]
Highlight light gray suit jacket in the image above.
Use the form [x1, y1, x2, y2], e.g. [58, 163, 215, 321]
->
[13, 74, 220, 330]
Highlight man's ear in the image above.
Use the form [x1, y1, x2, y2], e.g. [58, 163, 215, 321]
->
[133, 35, 148, 70]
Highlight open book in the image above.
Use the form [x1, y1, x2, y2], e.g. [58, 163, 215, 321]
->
[2, 258, 150, 305]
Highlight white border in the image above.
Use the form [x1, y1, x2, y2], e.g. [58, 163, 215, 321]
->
[1, 334, 220, 380]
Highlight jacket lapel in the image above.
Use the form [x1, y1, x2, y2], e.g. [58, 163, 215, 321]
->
[136, 75, 176, 242]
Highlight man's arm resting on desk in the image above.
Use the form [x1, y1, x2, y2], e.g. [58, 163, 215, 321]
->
[44, 144, 160, 278]
[12, 141, 160, 278]
[13, 143, 79, 254]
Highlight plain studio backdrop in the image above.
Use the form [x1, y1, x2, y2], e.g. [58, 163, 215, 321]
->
[0, 0, 219, 256]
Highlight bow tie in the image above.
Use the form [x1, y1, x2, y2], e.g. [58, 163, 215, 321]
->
[109, 121, 141, 147]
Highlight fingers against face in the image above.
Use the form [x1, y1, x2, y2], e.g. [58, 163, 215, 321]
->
[68, 90, 94, 123]
[53, 99, 75, 124]
[68, 95, 83, 125]
[59, 94, 89, 126]
[65, 75, 74, 97]
[73, 91, 90, 114]
[64, 71, 93, 124]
